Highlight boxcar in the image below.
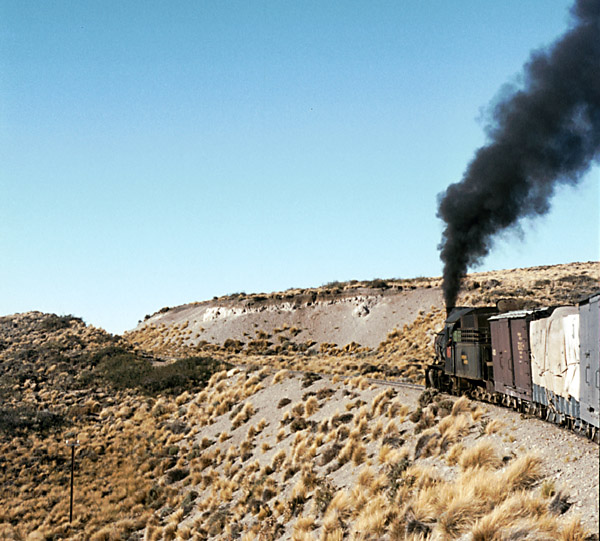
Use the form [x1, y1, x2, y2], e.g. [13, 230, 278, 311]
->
[530, 306, 580, 424]
[579, 293, 599, 430]
[488, 309, 551, 402]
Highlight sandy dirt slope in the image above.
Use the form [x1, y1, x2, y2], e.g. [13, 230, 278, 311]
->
[134, 287, 443, 349]
[151, 370, 600, 538]
[127, 262, 598, 360]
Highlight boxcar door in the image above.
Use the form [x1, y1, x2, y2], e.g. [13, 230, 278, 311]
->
[491, 319, 513, 393]
[580, 296, 599, 428]
[510, 318, 533, 400]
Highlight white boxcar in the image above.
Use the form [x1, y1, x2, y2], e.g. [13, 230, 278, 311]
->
[530, 306, 580, 422]
[579, 293, 599, 429]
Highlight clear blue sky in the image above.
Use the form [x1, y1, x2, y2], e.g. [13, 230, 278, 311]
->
[1, 1, 598, 334]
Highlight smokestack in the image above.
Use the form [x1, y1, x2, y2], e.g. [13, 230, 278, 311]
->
[437, 0, 600, 310]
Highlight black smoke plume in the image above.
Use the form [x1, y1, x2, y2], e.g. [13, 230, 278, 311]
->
[437, 0, 600, 309]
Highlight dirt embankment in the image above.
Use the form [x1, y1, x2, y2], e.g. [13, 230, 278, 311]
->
[126, 261, 599, 360]
[132, 287, 443, 351]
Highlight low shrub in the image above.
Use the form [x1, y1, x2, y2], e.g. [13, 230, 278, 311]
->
[37, 314, 81, 332]
[94, 347, 230, 394]
[165, 467, 189, 484]
[320, 443, 342, 466]
[290, 418, 309, 432]
[277, 398, 292, 409]
[302, 372, 321, 388]
[0, 407, 66, 434]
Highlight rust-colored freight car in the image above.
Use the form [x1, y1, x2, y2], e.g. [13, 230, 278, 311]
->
[488, 309, 552, 402]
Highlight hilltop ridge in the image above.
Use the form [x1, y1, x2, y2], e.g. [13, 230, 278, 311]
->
[126, 261, 598, 360]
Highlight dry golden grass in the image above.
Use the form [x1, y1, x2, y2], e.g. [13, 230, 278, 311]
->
[446, 442, 465, 466]
[459, 440, 503, 471]
[2, 298, 597, 540]
[272, 369, 290, 383]
[484, 418, 504, 435]
[501, 453, 544, 490]
[451, 396, 472, 416]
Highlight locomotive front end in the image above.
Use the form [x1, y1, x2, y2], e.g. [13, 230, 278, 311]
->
[427, 306, 498, 394]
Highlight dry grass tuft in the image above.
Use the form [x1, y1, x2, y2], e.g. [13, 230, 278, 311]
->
[272, 369, 290, 384]
[451, 396, 471, 416]
[231, 402, 255, 428]
[484, 419, 504, 435]
[559, 518, 594, 541]
[469, 492, 552, 540]
[438, 413, 471, 451]
[501, 454, 543, 490]
[459, 440, 503, 471]
[305, 396, 319, 416]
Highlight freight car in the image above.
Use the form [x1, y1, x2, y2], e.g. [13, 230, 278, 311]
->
[579, 293, 599, 431]
[426, 294, 599, 441]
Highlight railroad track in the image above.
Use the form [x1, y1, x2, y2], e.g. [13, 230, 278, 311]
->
[366, 378, 425, 391]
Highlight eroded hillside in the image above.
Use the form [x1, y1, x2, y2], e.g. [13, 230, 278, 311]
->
[2, 361, 597, 539]
[1, 261, 598, 540]
[125, 262, 598, 383]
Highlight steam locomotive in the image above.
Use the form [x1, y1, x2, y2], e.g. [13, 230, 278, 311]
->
[426, 293, 599, 441]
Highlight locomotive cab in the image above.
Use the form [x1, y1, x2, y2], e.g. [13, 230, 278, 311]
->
[430, 306, 498, 393]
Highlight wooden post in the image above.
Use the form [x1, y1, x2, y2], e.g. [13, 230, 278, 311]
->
[67, 439, 78, 523]
[69, 443, 75, 523]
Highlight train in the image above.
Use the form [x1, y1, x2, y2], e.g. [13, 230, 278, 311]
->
[425, 292, 599, 441]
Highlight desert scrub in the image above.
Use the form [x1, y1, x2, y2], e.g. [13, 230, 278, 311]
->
[387, 398, 409, 421]
[0, 406, 66, 435]
[357, 466, 387, 495]
[231, 402, 255, 428]
[459, 441, 503, 471]
[351, 494, 390, 538]
[94, 347, 231, 395]
[370, 418, 385, 441]
[272, 369, 290, 384]
[438, 412, 471, 451]
[501, 454, 543, 490]
[301, 372, 321, 388]
[414, 406, 437, 434]
[446, 442, 465, 466]
[371, 388, 394, 416]
[451, 396, 472, 416]
[246, 424, 257, 440]
[291, 401, 305, 417]
[304, 396, 319, 416]
[484, 418, 504, 435]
